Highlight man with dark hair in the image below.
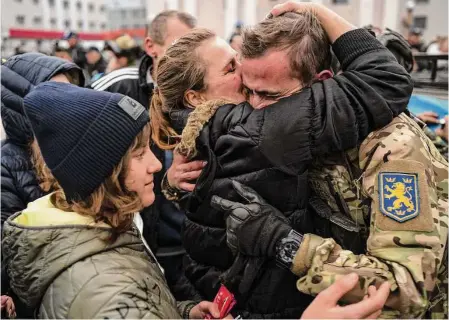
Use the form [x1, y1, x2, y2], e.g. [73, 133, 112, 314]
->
[89, 11, 198, 300]
[240, 11, 332, 109]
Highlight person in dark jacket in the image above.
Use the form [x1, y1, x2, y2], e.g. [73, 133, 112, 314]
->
[89, 10, 199, 300]
[1, 53, 84, 226]
[62, 31, 87, 69]
[86, 46, 107, 81]
[150, 5, 413, 319]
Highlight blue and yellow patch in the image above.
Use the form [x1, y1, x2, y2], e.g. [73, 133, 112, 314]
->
[379, 172, 419, 223]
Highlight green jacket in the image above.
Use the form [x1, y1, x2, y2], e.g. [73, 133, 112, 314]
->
[2, 194, 194, 319]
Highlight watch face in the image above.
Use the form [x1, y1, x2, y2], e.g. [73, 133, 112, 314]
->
[279, 241, 296, 263]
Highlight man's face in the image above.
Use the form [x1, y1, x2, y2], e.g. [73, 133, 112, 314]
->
[145, 18, 193, 67]
[408, 34, 421, 45]
[241, 49, 301, 109]
[68, 37, 77, 48]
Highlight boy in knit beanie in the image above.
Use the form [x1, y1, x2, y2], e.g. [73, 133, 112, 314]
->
[1, 83, 220, 319]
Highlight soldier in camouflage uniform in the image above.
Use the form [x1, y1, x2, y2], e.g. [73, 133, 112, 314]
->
[213, 113, 448, 319]
[209, 3, 448, 319]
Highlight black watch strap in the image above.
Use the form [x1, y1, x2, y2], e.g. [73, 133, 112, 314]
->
[161, 171, 181, 201]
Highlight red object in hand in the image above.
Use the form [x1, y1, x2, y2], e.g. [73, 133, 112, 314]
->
[204, 285, 237, 319]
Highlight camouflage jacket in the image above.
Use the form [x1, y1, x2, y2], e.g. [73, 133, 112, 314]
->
[423, 126, 448, 161]
[293, 113, 448, 319]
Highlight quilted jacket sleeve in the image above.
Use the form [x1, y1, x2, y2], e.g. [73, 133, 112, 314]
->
[1, 157, 26, 225]
[54, 272, 182, 319]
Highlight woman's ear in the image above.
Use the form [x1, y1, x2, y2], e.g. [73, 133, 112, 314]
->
[184, 89, 206, 109]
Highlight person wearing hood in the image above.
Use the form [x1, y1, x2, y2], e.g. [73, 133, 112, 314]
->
[1, 53, 84, 226]
[1, 83, 221, 319]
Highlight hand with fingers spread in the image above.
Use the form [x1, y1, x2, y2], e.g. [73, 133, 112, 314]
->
[211, 180, 292, 258]
[166, 151, 206, 192]
[301, 273, 390, 319]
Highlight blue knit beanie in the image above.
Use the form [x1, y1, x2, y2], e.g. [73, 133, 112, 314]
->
[23, 82, 149, 201]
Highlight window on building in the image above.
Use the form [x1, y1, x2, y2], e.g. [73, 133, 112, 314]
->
[33, 0, 39, 4]
[50, 17, 56, 27]
[63, 0, 69, 9]
[15, 0, 22, 3]
[332, 0, 349, 4]
[33, 16, 42, 25]
[88, 3, 94, 11]
[76, 1, 82, 10]
[16, 15, 25, 25]
[121, 10, 126, 18]
[101, 23, 107, 30]
[78, 20, 83, 29]
[48, 0, 54, 6]
[413, 16, 428, 29]
[100, 5, 106, 12]
[89, 21, 96, 29]
[64, 19, 71, 28]
[121, 25, 128, 29]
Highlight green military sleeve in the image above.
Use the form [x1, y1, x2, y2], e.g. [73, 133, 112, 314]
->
[291, 114, 448, 319]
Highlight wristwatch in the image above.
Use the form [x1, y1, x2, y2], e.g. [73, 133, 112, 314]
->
[161, 171, 180, 201]
[276, 229, 303, 270]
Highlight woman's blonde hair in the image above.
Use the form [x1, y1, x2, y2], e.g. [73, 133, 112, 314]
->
[150, 28, 216, 151]
[40, 122, 151, 241]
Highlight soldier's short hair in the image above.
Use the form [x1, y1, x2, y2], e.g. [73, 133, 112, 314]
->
[146, 10, 197, 45]
[241, 11, 331, 87]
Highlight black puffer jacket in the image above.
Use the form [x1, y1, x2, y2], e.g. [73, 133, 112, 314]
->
[171, 29, 413, 318]
[1, 53, 83, 226]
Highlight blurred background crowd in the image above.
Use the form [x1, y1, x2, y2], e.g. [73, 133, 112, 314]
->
[0, 0, 448, 136]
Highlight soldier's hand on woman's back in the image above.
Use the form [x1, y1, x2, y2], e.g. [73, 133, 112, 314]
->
[301, 273, 390, 319]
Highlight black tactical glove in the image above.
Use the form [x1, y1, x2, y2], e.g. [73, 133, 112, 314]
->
[210, 180, 292, 258]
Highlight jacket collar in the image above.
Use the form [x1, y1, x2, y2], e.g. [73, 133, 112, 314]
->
[138, 55, 155, 94]
[168, 108, 193, 135]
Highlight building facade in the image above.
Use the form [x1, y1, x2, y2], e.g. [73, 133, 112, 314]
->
[107, 0, 148, 31]
[143, 0, 446, 43]
[2, 0, 107, 57]
[1, 0, 446, 57]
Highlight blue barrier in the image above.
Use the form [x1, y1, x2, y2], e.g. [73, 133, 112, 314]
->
[408, 94, 448, 130]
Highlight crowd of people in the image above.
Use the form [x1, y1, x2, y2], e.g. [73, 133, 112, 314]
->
[1, 1, 448, 319]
